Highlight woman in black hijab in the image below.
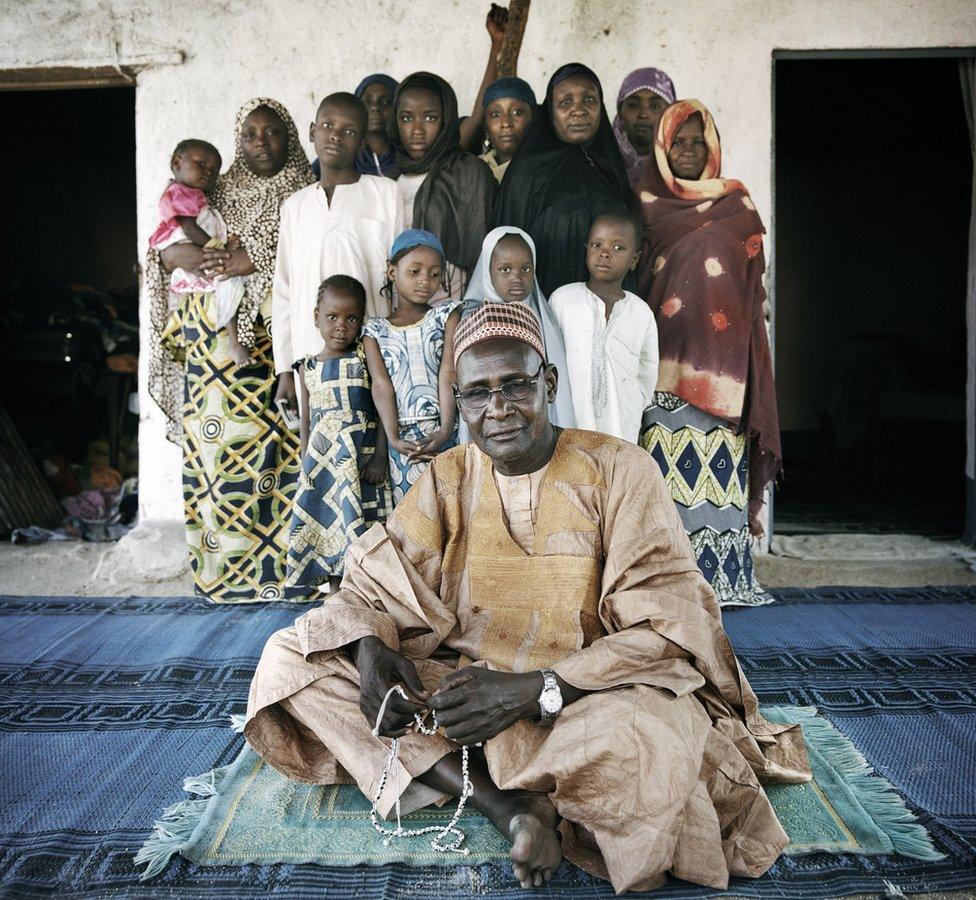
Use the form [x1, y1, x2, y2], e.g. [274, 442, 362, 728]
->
[493, 63, 631, 296]
[391, 71, 497, 299]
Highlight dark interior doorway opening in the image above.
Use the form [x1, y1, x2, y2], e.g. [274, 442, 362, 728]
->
[773, 56, 972, 536]
[0, 86, 139, 533]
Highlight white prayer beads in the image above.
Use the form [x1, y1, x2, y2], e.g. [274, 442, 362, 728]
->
[369, 684, 473, 855]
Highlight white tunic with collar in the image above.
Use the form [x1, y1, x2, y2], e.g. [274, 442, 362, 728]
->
[272, 176, 397, 374]
[550, 282, 659, 442]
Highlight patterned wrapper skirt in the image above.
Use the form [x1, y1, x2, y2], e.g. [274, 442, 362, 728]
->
[163, 292, 304, 603]
[388, 419, 457, 506]
[286, 355, 393, 589]
[640, 392, 772, 607]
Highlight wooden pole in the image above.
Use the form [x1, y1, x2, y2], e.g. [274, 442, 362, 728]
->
[496, 0, 530, 79]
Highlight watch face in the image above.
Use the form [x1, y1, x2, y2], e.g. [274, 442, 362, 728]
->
[541, 689, 562, 714]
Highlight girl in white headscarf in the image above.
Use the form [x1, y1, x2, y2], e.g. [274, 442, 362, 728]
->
[458, 227, 575, 440]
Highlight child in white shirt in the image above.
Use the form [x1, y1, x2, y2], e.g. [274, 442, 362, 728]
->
[550, 211, 658, 442]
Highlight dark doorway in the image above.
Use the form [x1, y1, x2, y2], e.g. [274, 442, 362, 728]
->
[773, 57, 971, 536]
[0, 86, 139, 516]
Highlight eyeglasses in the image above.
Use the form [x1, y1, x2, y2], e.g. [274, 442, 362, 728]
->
[454, 364, 545, 410]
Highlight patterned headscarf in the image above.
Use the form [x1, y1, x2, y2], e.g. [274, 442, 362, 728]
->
[646, 99, 744, 202]
[147, 97, 312, 443]
[611, 67, 676, 189]
[636, 99, 777, 517]
[146, 244, 183, 443]
[211, 98, 313, 349]
[453, 299, 546, 367]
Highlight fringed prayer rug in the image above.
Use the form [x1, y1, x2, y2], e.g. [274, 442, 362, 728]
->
[2, 588, 975, 898]
[136, 705, 941, 879]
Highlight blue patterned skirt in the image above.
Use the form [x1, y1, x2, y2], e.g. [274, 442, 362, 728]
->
[640, 392, 771, 607]
[286, 356, 392, 589]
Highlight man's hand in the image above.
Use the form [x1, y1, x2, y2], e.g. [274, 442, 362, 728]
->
[351, 636, 429, 738]
[427, 667, 542, 746]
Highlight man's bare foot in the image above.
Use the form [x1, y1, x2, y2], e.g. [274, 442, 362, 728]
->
[415, 754, 561, 889]
[505, 791, 562, 889]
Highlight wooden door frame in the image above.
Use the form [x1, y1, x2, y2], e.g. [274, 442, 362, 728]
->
[770, 47, 976, 542]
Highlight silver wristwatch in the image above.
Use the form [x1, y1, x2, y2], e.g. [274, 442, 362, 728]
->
[537, 669, 563, 726]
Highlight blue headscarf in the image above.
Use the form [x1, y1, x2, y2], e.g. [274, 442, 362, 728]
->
[482, 77, 537, 110]
[355, 73, 398, 98]
[390, 228, 445, 262]
[352, 73, 399, 178]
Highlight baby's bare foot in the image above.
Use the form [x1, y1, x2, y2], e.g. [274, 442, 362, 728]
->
[230, 346, 255, 369]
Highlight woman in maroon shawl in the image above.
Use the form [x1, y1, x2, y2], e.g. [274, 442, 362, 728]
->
[636, 99, 779, 607]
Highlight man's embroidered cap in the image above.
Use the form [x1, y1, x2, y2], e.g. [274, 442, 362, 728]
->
[453, 301, 546, 367]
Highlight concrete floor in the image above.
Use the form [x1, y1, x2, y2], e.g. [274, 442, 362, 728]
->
[2, 521, 975, 598]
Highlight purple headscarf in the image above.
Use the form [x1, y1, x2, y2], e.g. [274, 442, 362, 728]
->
[612, 67, 676, 188]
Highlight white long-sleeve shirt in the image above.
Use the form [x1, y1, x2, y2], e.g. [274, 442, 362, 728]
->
[550, 282, 659, 443]
[272, 176, 397, 374]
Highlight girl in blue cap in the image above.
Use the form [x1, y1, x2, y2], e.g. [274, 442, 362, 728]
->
[362, 229, 461, 503]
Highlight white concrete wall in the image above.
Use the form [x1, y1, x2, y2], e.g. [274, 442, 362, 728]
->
[3, 0, 976, 521]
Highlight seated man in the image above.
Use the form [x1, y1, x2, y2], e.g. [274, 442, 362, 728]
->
[245, 303, 810, 894]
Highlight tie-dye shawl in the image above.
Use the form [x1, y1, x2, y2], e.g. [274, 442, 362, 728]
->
[636, 100, 780, 515]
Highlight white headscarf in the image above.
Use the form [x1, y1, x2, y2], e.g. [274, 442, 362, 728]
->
[460, 226, 576, 434]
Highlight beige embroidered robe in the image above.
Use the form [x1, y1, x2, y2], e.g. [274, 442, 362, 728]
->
[246, 429, 810, 893]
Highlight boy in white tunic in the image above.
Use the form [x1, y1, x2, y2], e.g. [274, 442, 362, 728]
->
[550, 211, 659, 442]
[273, 92, 398, 394]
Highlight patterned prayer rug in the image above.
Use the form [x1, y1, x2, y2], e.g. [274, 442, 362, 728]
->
[2, 588, 975, 898]
[135, 705, 940, 878]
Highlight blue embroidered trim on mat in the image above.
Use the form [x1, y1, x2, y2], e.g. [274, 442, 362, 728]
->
[135, 705, 941, 880]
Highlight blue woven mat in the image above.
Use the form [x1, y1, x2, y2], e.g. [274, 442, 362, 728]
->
[1, 587, 974, 898]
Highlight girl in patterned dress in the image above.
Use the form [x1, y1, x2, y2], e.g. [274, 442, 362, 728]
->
[286, 275, 392, 594]
[362, 229, 461, 504]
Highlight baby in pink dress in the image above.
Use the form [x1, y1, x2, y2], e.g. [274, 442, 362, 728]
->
[149, 139, 251, 367]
